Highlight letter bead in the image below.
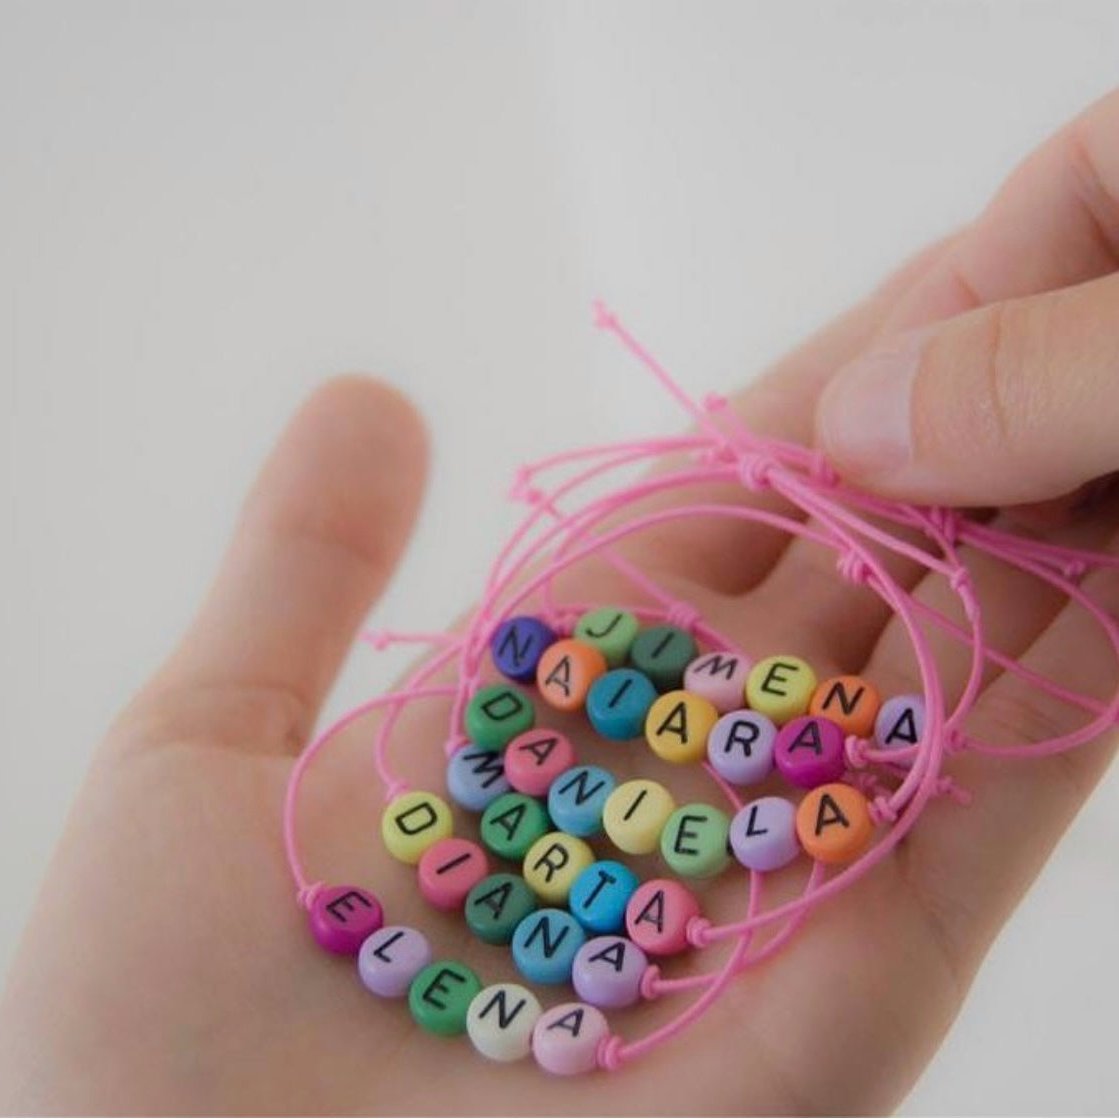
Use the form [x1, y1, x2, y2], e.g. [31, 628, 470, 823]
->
[417, 837, 489, 911]
[465, 873, 538, 944]
[795, 783, 874, 864]
[745, 654, 817, 724]
[875, 694, 925, 765]
[465, 683, 535, 749]
[358, 925, 433, 997]
[586, 668, 658, 740]
[773, 715, 847, 789]
[572, 935, 648, 1008]
[574, 606, 640, 667]
[568, 860, 640, 934]
[503, 729, 576, 797]
[532, 1002, 610, 1076]
[628, 625, 698, 692]
[602, 779, 676, 855]
[547, 764, 616, 837]
[381, 791, 453, 865]
[729, 796, 801, 871]
[309, 885, 384, 954]
[706, 709, 778, 785]
[466, 983, 543, 1062]
[810, 674, 881, 737]
[522, 831, 595, 904]
[625, 878, 700, 956]
[480, 792, 551, 860]
[446, 746, 511, 812]
[644, 689, 719, 765]
[536, 639, 608, 712]
[490, 615, 558, 683]
[660, 803, 731, 879]
[511, 908, 587, 985]
[683, 651, 751, 712]
[408, 960, 483, 1036]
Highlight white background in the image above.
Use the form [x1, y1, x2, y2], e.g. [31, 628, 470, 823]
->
[3, 2, 1118, 1114]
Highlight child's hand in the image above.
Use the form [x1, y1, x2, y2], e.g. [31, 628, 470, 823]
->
[2, 92, 1118, 1116]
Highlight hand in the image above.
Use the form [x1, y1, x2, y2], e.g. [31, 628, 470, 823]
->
[2, 93, 1117, 1116]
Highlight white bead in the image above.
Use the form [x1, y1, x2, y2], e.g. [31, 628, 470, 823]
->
[466, 982, 542, 1062]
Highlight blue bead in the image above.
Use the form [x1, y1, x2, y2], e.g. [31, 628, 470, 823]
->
[510, 908, 587, 985]
[547, 765, 616, 837]
[446, 746, 512, 812]
[490, 616, 557, 683]
[585, 668, 657, 741]
[568, 860, 640, 934]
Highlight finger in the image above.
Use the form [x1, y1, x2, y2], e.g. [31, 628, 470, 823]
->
[124, 376, 428, 754]
[815, 272, 1119, 506]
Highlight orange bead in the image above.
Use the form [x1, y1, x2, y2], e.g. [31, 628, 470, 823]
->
[809, 675, 881, 738]
[536, 639, 607, 712]
[795, 783, 873, 864]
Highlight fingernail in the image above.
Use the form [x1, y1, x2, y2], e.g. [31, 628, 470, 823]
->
[818, 329, 926, 475]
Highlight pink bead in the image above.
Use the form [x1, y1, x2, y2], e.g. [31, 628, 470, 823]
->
[417, 837, 489, 911]
[309, 885, 384, 954]
[683, 652, 751, 713]
[503, 729, 577, 797]
[532, 1002, 609, 1076]
[625, 878, 700, 956]
[773, 715, 847, 789]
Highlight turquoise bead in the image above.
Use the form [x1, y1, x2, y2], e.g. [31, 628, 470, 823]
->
[568, 860, 640, 934]
[547, 765, 616, 838]
[585, 668, 657, 741]
[510, 908, 587, 985]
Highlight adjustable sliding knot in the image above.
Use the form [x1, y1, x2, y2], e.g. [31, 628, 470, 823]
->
[935, 775, 972, 806]
[948, 567, 972, 596]
[738, 454, 778, 492]
[837, 549, 872, 586]
[297, 881, 325, 911]
[944, 726, 970, 756]
[596, 1034, 626, 1071]
[927, 506, 962, 546]
[844, 734, 871, 769]
[385, 778, 412, 800]
[666, 602, 701, 632]
[591, 299, 619, 331]
[808, 450, 839, 487]
[698, 441, 738, 467]
[639, 964, 663, 1001]
[685, 915, 714, 948]
[869, 795, 899, 825]
[1061, 557, 1088, 582]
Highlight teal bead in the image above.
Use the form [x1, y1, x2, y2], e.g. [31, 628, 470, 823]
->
[574, 607, 640, 668]
[480, 792, 551, 859]
[585, 669, 657, 741]
[465, 873, 538, 944]
[511, 908, 587, 985]
[629, 626, 698, 692]
[408, 960, 482, 1036]
[465, 683, 535, 749]
[547, 765, 616, 837]
[660, 803, 731, 878]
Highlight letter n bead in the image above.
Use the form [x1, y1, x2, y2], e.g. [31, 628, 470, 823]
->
[490, 615, 557, 683]
[467, 983, 543, 1062]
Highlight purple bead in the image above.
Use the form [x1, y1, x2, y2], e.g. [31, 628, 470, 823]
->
[706, 709, 777, 785]
[773, 715, 846, 789]
[358, 925, 433, 997]
[875, 694, 925, 767]
[309, 885, 384, 954]
[729, 797, 801, 871]
[491, 616, 558, 683]
[571, 935, 647, 1008]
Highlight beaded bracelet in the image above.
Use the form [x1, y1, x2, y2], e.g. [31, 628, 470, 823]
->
[282, 305, 1119, 1076]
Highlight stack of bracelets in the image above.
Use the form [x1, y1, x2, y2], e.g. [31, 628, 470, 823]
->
[282, 304, 1119, 1076]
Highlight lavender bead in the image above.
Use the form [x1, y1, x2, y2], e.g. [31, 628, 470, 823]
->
[571, 936, 647, 1009]
[358, 925, 433, 998]
[729, 797, 801, 871]
[875, 694, 925, 767]
[706, 709, 777, 786]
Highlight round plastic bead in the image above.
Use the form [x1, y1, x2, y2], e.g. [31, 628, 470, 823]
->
[568, 860, 640, 934]
[536, 639, 608, 712]
[503, 729, 576, 797]
[774, 715, 847, 789]
[875, 694, 925, 764]
[446, 746, 511, 812]
[602, 779, 676, 855]
[547, 765, 616, 837]
[729, 796, 801, 871]
[574, 607, 640, 668]
[491, 615, 557, 683]
[705, 709, 777, 785]
[572, 935, 648, 1008]
[810, 674, 881, 738]
[408, 960, 482, 1036]
[745, 654, 818, 724]
[586, 668, 658, 741]
[309, 885, 384, 954]
[532, 1002, 609, 1076]
[465, 873, 538, 944]
[466, 983, 543, 1062]
[480, 792, 551, 860]
[358, 925, 432, 997]
[381, 791, 453, 865]
[796, 782, 874, 864]
[522, 831, 595, 904]
[625, 878, 700, 956]
[511, 908, 587, 985]
[465, 683, 535, 749]
[683, 651, 751, 712]
[645, 689, 719, 765]
[660, 803, 731, 879]
[628, 625, 698, 692]
[417, 837, 489, 911]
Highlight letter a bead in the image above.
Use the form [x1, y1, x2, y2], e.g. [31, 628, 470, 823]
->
[574, 607, 640, 668]
[417, 837, 489, 911]
[625, 878, 700, 956]
[745, 655, 817, 724]
[795, 783, 874, 864]
[602, 779, 675, 855]
[572, 935, 648, 1008]
[810, 675, 880, 738]
[532, 1002, 610, 1076]
[773, 715, 846, 788]
[503, 729, 576, 797]
[467, 983, 543, 1062]
[408, 960, 482, 1036]
[683, 651, 751, 713]
[381, 791, 453, 865]
[729, 796, 801, 871]
[480, 792, 551, 860]
[660, 803, 730, 878]
[491, 615, 557, 683]
[645, 689, 719, 764]
[523, 832, 595, 904]
[359, 925, 433, 997]
[465, 873, 538, 944]
[465, 683, 535, 749]
[536, 639, 608, 712]
[586, 668, 657, 740]
[875, 694, 925, 764]
[309, 885, 384, 954]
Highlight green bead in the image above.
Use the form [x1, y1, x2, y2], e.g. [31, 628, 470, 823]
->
[464, 873, 538, 944]
[408, 960, 482, 1036]
[574, 607, 640, 668]
[480, 792, 551, 859]
[465, 683, 535, 749]
[629, 625, 698, 692]
[660, 803, 731, 879]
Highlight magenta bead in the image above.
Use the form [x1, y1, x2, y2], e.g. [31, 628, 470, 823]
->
[773, 715, 846, 789]
[358, 925, 433, 997]
[504, 729, 577, 797]
[625, 878, 700, 956]
[571, 936, 647, 1008]
[309, 885, 384, 954]
[532, 1002, 609, 1076]
[683, 652, 750, 713]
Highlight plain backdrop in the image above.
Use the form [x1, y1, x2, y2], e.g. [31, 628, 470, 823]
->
[3, 2, 1118, 1114]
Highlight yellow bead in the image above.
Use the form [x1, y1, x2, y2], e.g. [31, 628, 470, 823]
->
[522, 832, 595, 904]
[644, 690, 719, 764]
[603, 780, 676, 855]
[745, 655, 817, 725]
[381, 791, 453, 865]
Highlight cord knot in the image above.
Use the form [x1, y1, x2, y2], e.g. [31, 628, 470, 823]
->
[944, 725, 970, 755]
[596, 1033, 626, 1071]
[809, 450, 839, 487]
[666, 602, 701, 632]
[948, 567, 972, 595]
[639, 964, 662, 1001]
[702, 392, 728, 412]
[738, 454, 778, 492]
[869, 794, 898, 825]
[927, 506, 962, 546]
[837, 549, 872, 585]
[685, 915, 713, 948]
[1061, 557, 1088, 581]
[297, 881, 325, 910]
[844, 734, 871, 770]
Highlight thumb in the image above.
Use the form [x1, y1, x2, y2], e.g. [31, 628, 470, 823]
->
[814, 272, 1119, 506]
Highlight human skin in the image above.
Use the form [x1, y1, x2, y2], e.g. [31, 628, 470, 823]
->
[1, 91, 1119, 1116]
